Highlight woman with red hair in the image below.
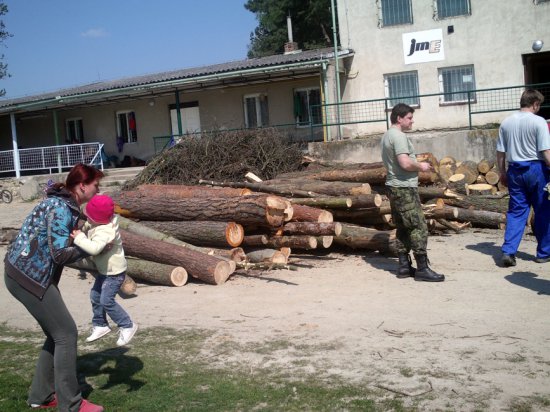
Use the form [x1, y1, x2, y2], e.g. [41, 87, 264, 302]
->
[4, 163, 105, 412]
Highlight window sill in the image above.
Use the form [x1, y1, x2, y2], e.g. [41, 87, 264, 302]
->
[438, 100, 476, 107]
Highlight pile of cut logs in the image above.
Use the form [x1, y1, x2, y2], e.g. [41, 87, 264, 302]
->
[101, 154, 509, 290]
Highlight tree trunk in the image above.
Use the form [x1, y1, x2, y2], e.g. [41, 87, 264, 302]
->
[136, 184, 252, 198]
[348, 194, 383, 208]
[262, 179, 372, 196]
[139, 221, 244, 247]
[334, 223, 397, 254]
[291, 204, 333, 222]
[126, 257, 188, 286]
[198, 179, 320, 198]
[281, 222, 342, 236]
[290, 197, 352, 209]
[120, 229, 233, 285]
[453, 208, 506, 229]
[484, 170, 500, 185]
[443, 195, 509, 214]
[261, 235, 318, 249]
[114, 191, 289, 227]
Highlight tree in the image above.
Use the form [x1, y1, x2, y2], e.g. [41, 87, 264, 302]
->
[245, 0, 334, 58]
[0, 2, 11, 97]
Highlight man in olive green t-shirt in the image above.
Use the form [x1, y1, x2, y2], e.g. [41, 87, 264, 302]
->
[381, 103, 444, 282]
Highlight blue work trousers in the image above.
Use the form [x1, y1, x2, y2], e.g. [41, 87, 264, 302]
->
[90, 273, 133, 329]
[502, 161, 550, 258]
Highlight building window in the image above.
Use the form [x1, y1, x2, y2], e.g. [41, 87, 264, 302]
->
[380, 0, 413, 27]
[438, 65, 476, 103]
[294, 88, 322, 126]
[435, 0, 471, 18]
[384, 71, 419, 107]
[116, 111, 137, 143]
[243, 94, 269, 128]
[66, 118, 83, 143]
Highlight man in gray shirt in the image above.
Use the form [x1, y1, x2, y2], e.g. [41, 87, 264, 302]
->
[496, 89, 550, 267]
[381, 103, 444, 282]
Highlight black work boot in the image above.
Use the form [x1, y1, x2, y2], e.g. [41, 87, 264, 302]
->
[396, 253, 415, 278]
[414, 254, 445, 282]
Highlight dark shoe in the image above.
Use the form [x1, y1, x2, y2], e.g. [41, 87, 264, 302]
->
[29, 394, 57, 409]
[535, 256, 550, 263]
[396, 253, 415, 278]
[501, 254, 517, 267]
[414, 254, 445, 282]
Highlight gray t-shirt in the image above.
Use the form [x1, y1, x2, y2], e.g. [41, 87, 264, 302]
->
[381, 127, 418, 187]
[496, 111, 550, 162]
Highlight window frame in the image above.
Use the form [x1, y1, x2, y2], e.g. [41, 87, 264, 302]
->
[243, 93, 269, 128]
[293, 87, 322, 128]
[434, 0, 471, 19]
[379, 0, 413, 27]
[438, 64, 477, 105]
[384, 71, 420, 108]
[534, 0, 550, 4]
[116, 110, 138, 143]
[65, 117, 84, 143]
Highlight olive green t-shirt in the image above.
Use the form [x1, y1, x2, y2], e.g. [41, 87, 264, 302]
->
[381, 127, 418, 188]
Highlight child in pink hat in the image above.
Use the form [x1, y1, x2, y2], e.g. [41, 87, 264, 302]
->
[71, 194, 137, 346]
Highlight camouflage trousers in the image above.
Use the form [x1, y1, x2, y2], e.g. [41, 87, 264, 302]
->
[386, 186, 428, 255]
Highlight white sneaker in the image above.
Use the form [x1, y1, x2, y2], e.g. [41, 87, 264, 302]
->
[117, 323, 138, 346]
[86, 325, 111, 342]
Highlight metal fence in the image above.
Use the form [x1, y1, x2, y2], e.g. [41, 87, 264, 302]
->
[315, 81, 550, 131]
[0, 142, 104, 175]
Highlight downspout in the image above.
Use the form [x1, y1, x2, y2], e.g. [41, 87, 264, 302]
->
[321, 61, 331, 142]
[10, 113, 21, 178]
[331, 0, 342, 140]
[53, 110, 62, 172]
[175, 89, 183, 136]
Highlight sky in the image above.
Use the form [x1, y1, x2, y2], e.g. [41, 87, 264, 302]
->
[0, 1, 258, 99]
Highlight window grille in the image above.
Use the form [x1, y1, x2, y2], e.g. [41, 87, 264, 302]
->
[438, 65, 476, 103]
[294, 88, 322, 126]
[436, 0, 471, 18]
[384, 71, 419, 107]
[380, 0, 413, 26]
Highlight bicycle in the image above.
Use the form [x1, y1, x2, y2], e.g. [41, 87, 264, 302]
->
[0, 186, 13, 204]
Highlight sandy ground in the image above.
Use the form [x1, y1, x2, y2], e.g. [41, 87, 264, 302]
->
[1, 199, 550, 411]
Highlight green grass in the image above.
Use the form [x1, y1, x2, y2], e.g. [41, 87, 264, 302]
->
[0, 324, 408, 412]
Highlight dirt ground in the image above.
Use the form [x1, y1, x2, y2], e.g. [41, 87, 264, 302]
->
[1, 199, 549, 411]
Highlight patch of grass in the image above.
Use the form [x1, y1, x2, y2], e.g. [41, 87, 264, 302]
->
[0, 324, 409, 412]
[399, 367, 414, 378]
[508, 394, 550, 412]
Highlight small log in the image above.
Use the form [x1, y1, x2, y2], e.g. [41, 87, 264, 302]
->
[477, 159, 495, 174]
[262, 235, 318, 250]
[448, 174, 468, 195]
[334, 223, 397, 254]
[281, 222, 342, 236]
[315, 236, 334, 248]
[291, 204, 333, 223]
[418, 186, 461, 201]
[126, 257, 188, 287]
[262, 179, 372, 196]
[466, 183, 496, 196]
[290, 197, 352, 209]
[475, 175, 488, 184]
[348, 194, 383, 208]
[453, 207, 506, 229]
[438, 164, 456, 184]
[198, 179, 320, 198]
[208, 247, 248, 263]
[139, 221, 244, 248]
[120, 229, 233, 285]
[120, 275, 137, 296]
[136, 184, 252, 198]
[485, 170, 500, 185]
[443, 196, 509, 214]
[246, 249, 288, 264]
[242, 235, 269, 247]
[455, 160, 479, 184]
[439, 156, 457, 167]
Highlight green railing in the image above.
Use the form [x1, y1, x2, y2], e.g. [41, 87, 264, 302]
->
[315, 81, 550, 131]
[152, 82, 550, 153]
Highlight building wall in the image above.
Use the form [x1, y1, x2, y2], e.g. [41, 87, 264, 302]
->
[337, 0, 550, 134]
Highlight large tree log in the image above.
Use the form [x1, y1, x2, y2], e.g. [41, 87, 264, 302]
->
[281, 222, 342, 236]
[120, 229, 233, 285]
[198, 179, 320, 198]
[126, 257, 188, 286]
[136, 184, 252, 198]
[290, 197, 352, 209]
[453, 208, 506, 229]
[291, 204, 333, 222]
[261, 179, 372, 196]
[443, 195, 509, 214]
[334, 223, 397, 254]
[114, 191, 289, 227]
[484, 170, 500, 186]
[244, 234, 317, 250]
[139, 221, 244, 247]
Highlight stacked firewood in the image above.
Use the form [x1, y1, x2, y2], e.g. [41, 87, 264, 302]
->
[100, 153, 510, 289]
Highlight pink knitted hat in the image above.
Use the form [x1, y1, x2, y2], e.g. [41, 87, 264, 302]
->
[85, 195, 115, 224]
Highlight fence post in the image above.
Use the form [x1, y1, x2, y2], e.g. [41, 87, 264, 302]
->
[384, 99, 389, 130]
[468, 91, 472, 130]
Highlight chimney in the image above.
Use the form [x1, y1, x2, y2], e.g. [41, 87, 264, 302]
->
[284, 15, 301, 54]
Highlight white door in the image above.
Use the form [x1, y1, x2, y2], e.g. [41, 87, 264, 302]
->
[170, 106, 201, 136]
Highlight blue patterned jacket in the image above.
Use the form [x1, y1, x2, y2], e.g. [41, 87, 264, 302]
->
[5, 187, 88, 299]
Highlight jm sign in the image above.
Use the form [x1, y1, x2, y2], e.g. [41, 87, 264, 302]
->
[402, 28, 445, 64]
